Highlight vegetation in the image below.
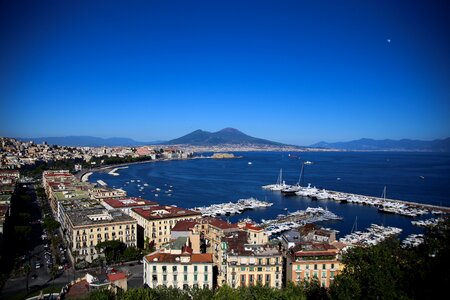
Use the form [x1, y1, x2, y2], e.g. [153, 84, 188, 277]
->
[78, 218, 450, 300]
[78, 240, 144, 268]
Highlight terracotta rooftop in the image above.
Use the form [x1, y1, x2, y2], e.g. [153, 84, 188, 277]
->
[291, 242, 338, 257]
[65, 279, 90, 299]
[205, 217, 238, 230]
[132, 206, 201, 220]
[171, 219, 199, 231]
[107, 272, 127, 282]
[244, 223, 264, 231]
[145, 252, 213, 264]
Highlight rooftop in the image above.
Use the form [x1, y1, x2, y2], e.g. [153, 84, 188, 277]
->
[107, 272, 127, 282]
[290, 242, 338, 258]
[67, 208, 136, 227]
[171, 219, 199, 231]
[204, 217, 238, 230]
[102, 197, 158, 208]
[145, 252, 213, 264]
[132, 205, 201, 220]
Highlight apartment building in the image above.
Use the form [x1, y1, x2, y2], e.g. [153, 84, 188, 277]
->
[223, 231, 283, 288]
[66, 208, 137, 262]
[286, 242, 341, 288]
[143, 250, 213, 289]
[130, 205, 202, 249]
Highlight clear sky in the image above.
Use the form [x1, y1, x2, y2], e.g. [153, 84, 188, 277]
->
[1, 0, 449, 145]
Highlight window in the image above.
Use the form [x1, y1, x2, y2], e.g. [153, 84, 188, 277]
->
[241, 267, 246, 271]
[162, 266, 167, 273]
[153, 266, 156, 272]
[203, 284, 209, 289]
[194, 274, 197, 281]
[258, 258, 262, 265]
[184, 266, 188, 273]
[257, 274, 262, 282]
[249, 275, 254, 283]
[297, 265, 301, 270]
[265, 274, 270, 283]
[330, 271, 335, 278]
[173, 274, 177, 282]
[257, 267, 262, 272]
[275, 257, 279, 264]
[204, 274, 208, 281]
[173, 266, 177, 272]
[204, 265, 208, 272]
[314, 271, 318, 278]
[152, 275, 157, 282]
[331, 263, 335, 269]
[194, 266, 198, 272]
[249, 267, 254, 271]
[241, 275, 246, 285]
[322, 264, 326, 270]
[306, 264, 309, 270]
[163, 275, 167, 282]
[266, 258, 270, 265]
[184, 275, 188, 281]
[322, 271, 326, 278]
[314, 264, 317, 270]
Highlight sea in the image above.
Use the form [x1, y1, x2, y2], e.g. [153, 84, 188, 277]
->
[89, 151, 450, 240]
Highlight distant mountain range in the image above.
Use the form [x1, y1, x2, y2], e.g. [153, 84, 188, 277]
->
[165, 128, 290, 147]
[18, 136, 164, 147]
[310, 138, 450, 152]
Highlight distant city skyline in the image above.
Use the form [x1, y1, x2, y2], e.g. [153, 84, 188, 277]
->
[1, 1, 449, 146]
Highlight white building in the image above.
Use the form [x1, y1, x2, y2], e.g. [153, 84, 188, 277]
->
[143, 250, 214, 290]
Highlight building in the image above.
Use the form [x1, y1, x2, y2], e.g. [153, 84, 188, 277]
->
[130, 205, 202, 249]
[101, 197, 158, 215]
[223, 231, 283, 288]
[286, 242, 341, 288]
[65, 208, 137, 263]
[89, 187, 127, 201]
[143, 249, 213, 289]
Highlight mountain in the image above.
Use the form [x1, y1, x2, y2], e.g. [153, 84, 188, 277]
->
[18, 136, 165, 147]
[310, 138, 450, 152]
[165, 128, 289, 146]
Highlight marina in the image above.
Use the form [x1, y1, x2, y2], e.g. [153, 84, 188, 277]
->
[339, 224, 403, 247]
[191, 197, 273, 217]
[262, 181, 450, 217]
[260, 206, 342, 236]
[402, 234, 425, 248]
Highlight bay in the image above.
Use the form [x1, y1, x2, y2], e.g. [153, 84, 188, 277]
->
[89, 151, 450, 239]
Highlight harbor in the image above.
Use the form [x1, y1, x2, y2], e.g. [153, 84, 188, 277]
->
[260, 206, 342, 236]
[339, 224, 403, 247]
[263, 179, 450, 217]
[191, 197, 273, 217]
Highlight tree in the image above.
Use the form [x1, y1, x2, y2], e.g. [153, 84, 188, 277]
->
[42, 217, 60, 233]
[122, 288, 158, 300]
[23, 262, 31, 294]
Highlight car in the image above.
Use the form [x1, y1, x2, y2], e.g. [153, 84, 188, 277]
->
[35, 263, 41, 269]
[58, 265, 64, 270]
[31, 274, 38, 279]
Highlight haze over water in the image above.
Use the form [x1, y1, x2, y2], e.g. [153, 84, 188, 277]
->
[90, 151, 450, 239]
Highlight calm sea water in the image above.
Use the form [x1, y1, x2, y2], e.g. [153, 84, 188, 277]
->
[89, 152, 450, 239]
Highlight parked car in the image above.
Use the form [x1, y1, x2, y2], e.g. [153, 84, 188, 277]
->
[35, 263, 41, 269]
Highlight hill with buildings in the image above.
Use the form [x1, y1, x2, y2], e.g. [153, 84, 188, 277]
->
[310, 138, 450, 152]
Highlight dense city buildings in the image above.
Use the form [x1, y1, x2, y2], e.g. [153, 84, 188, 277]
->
[130, 206, 202, 249]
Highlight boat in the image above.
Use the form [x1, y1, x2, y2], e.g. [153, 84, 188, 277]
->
[248, 162, 253, 165]
[262, 169, 291, 191]
[304, 161, 313, 165]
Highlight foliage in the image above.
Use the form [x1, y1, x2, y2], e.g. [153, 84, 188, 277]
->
[42, 216, 61, 233]
[329, 217, 450, 300]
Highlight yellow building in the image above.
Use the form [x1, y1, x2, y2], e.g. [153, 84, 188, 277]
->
[130, 206, 202, 249]
[224, 231, 283, 288]
[66, 208, 137, 263]
[286, 242, 341, 288]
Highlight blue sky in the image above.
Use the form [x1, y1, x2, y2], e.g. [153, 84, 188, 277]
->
[0, 0, 449, 145]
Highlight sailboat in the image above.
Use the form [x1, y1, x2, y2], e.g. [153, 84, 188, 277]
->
[262, 169, 290, 191]
[377, 186, 396, 214]
[281, 164, 304, 195]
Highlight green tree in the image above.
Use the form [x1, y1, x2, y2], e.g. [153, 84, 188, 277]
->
[42, 217, 60, 233]
[213, 285, 240, 300]
[122, 288, 158, 300]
